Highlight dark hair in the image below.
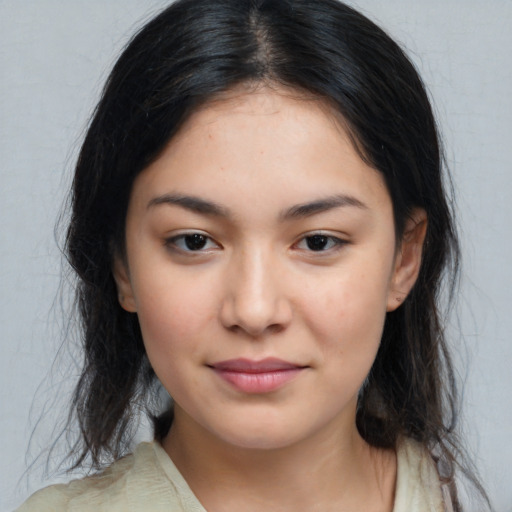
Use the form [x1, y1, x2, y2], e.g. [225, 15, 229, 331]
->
[65, 0, 487, 507]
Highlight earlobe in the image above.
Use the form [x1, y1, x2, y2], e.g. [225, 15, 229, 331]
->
[112, 256, 137, 313]
[386, 208, 427, 312]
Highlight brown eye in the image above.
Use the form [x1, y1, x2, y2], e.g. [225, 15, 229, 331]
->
[295, 233, 347, 253]
[183, 234, 208, 250]
[305, 235, 330, 251]
[165, 232, 220, 253]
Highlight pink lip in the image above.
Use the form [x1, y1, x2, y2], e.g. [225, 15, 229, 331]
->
[209, 358, 306, 394]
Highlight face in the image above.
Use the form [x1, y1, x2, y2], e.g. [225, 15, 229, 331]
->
[115, 88, 425, 451]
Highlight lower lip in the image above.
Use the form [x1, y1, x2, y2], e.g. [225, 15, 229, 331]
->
[213, 368, 303, 393]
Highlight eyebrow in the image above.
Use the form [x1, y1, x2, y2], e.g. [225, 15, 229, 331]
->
[147, 192, 367, 219]
[280, 194, 368, 220]
[147, 193, 231, 217]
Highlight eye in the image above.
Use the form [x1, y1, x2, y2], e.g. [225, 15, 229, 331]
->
[165, 232, 220, 252]
[295, 233, 346, 252]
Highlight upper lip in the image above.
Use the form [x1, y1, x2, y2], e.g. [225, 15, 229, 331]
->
[209, 358, 305, 373]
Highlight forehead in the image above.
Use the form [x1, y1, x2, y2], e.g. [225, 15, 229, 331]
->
[130, 87, 391, 218]
[175, 85, 350, 149]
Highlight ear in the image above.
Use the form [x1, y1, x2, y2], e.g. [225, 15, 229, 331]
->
[386, 208, 427, 312]
[112, 255, 137, 313]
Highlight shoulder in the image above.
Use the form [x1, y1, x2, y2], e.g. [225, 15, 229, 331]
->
[15, 442, 204, 512]
[393, 438, 447, 512]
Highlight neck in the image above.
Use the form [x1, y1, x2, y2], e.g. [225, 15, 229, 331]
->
[162, 407, 396, 512]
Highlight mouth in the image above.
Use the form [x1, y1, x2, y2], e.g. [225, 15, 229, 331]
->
[208, 358, 307, 394]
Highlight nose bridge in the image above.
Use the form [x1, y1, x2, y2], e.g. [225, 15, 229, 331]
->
[221, 241, 290, 336]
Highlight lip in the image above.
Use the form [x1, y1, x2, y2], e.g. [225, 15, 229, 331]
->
[208, 358, 306, 394]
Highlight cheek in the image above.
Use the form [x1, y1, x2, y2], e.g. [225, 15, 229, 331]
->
[302, 261, 391, 354]
[304, 278, 389, 398]
[134, 270, 218, 359]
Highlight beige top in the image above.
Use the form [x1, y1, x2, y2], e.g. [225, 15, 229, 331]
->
[16, 439, 446, 512]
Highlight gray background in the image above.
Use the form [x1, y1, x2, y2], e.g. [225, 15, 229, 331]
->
[1, 1, 511, 510]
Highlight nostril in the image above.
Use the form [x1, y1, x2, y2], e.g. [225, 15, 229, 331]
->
[268, 323, 285, 335]
[224, 321, 285, 339]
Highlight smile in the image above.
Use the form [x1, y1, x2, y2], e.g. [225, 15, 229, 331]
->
[208, 358, 306, 394]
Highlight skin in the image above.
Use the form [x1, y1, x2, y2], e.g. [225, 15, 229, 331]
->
[114, 87, 427, 512]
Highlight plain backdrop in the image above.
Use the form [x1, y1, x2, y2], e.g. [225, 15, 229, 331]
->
[1, 1, 511, 511]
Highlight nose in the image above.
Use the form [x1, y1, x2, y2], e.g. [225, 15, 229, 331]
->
[220, 246, 292, 338]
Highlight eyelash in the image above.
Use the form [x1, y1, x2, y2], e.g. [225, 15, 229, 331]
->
[164, 232, 347, 255]
[164, 232, 221, 253]
[294, 233, 347, 253]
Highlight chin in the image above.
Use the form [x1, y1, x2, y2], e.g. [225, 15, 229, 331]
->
[217, 429, 303, 452]
[201, 412, 322, 452]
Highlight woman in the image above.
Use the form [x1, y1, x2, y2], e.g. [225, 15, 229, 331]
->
[17, 0, 489, 510]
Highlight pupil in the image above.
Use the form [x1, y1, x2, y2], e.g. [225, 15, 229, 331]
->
[185, 234, 207, 250]
[307, 235, 328, 251]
